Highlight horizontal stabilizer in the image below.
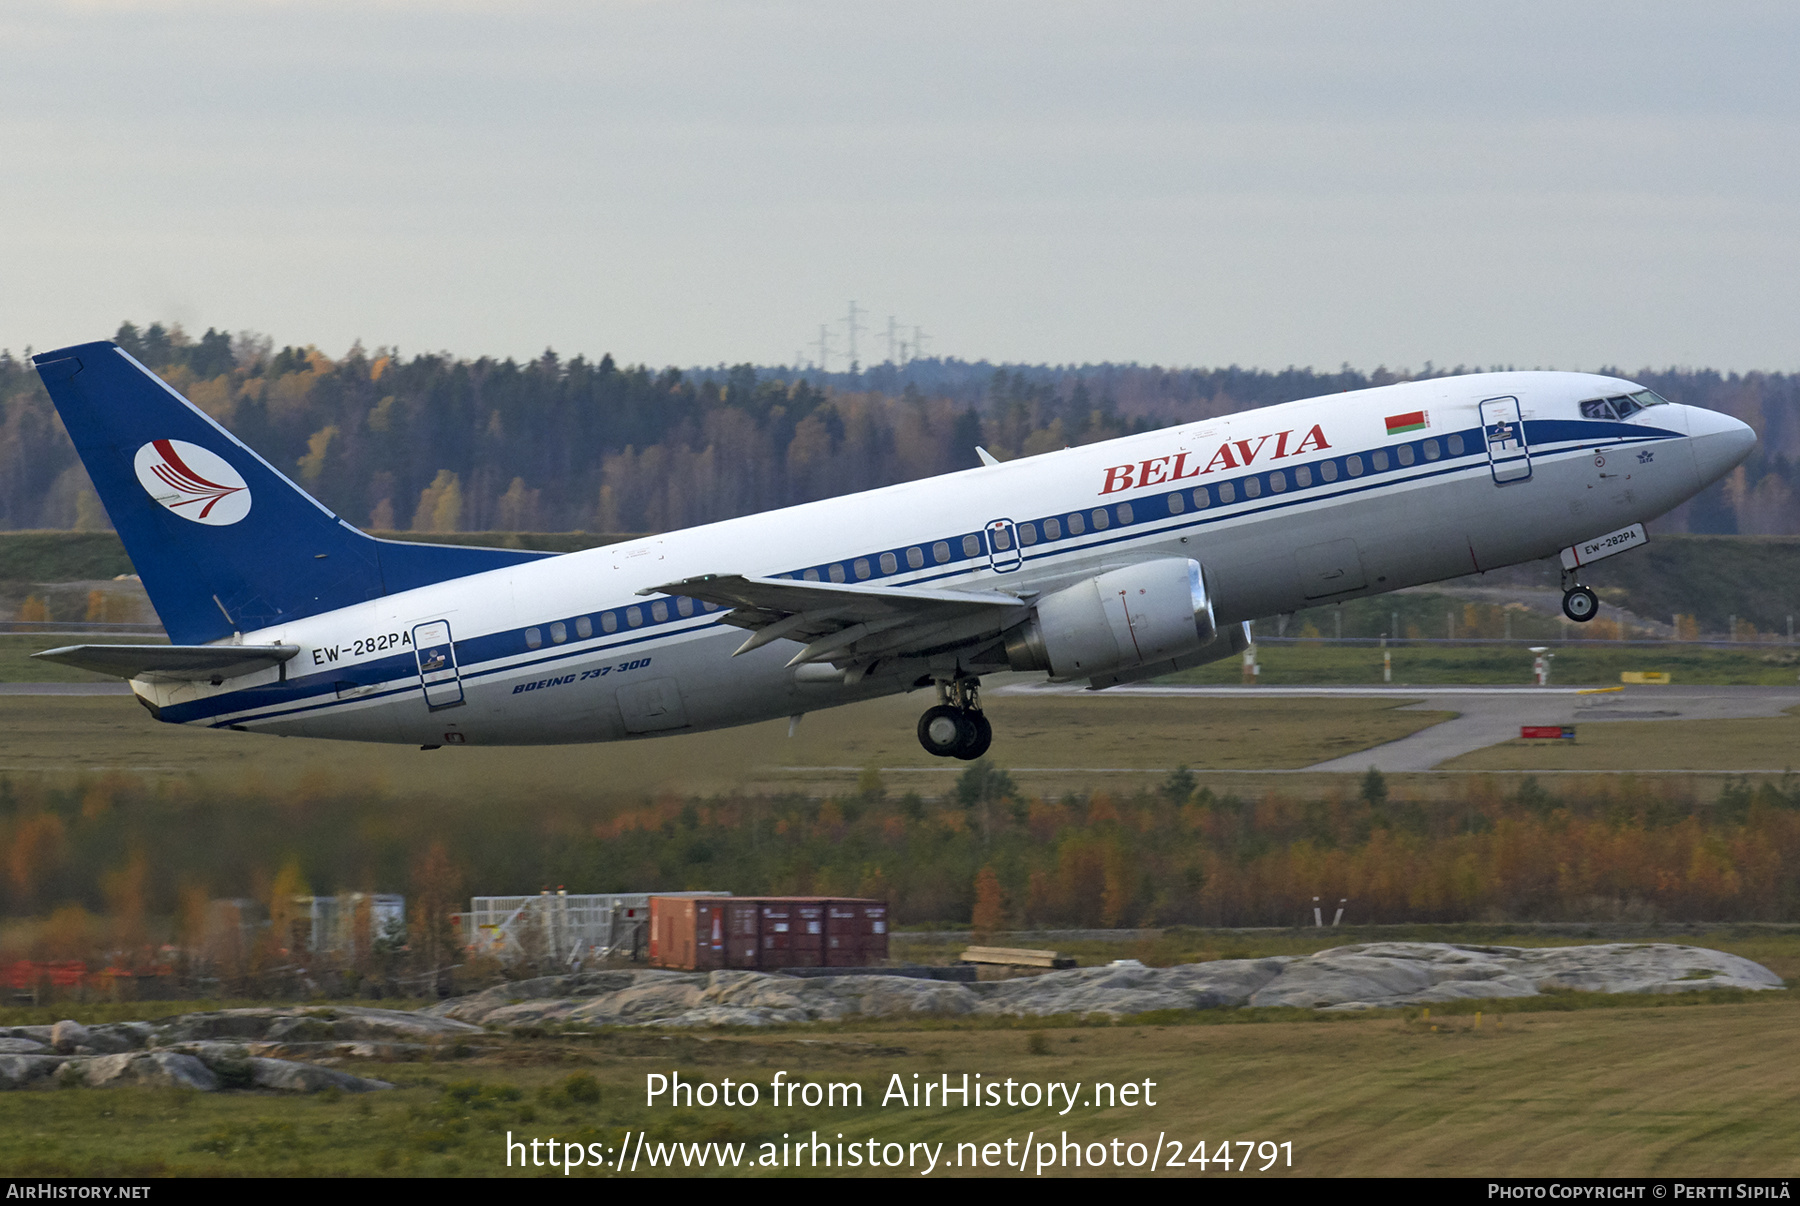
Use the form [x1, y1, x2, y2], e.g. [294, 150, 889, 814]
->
[34, 643, 299, 683]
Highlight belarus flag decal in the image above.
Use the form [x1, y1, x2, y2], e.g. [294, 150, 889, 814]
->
[1384, 410, 1429, 435]
[133, 439, 252, 525]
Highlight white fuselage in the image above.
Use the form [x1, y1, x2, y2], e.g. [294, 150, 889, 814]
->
[133, 371, 1752, 745]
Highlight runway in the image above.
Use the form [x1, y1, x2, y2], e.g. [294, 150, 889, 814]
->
[1000, 682, 1800, 772]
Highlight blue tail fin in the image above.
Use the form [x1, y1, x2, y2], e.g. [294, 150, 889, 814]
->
[33, 341, 550, 644]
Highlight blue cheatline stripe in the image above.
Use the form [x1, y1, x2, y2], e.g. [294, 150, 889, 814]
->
[178, 420, 1679, 729]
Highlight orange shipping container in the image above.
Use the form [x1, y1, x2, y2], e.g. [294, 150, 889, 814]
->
[648, 896, 732, 970]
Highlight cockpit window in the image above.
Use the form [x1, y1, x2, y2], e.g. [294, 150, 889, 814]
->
[1628, 389, 1669, 409]
[1580, 398, 1619, 420]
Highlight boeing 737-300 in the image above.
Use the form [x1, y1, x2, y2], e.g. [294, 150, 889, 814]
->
[29, 342, 1756, 758]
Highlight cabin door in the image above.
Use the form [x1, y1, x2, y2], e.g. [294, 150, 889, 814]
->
[1479, 396, 1533, 484]
[412, 621, 465, 710]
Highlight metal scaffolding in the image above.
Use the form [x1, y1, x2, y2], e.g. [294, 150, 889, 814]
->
[463, 890, 727, 968]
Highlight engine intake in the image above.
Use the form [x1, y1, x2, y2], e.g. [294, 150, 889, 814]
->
[1004, 558, 1217, 680]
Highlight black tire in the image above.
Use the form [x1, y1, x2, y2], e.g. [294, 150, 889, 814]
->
[918, 705, 973, 758]
[1562, 585, 1599, 623]
[953, 711, 993, 760]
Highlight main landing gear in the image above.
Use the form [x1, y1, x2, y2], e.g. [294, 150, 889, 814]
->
[917, 677, 992, 760]
[1561, 570, 1599, 623]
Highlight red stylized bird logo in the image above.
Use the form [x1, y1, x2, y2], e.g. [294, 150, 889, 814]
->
[147, 439, 244, 519]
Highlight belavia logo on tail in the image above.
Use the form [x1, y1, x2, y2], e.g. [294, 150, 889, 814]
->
[133, 440, 251, 525]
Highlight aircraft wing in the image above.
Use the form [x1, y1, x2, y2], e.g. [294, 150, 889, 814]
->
[34, 643, 300, 683]
[643, 573, 1032, 667]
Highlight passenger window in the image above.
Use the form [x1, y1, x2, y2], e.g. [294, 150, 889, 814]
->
[1372, 450, 1390, 472]
[550, 621, 567, 644]
[1090, 508, 1109, 530]
[962, 534, 981, 557]
[1044, 517, 1062, 539]
[652, 601, 668, 622]
[1269, 470, 1287, 492]
[1423, 439, 1440, 460]
[1116, 502, 1134, 524]
[906, 547, 924, 569]
[601, 612, 618, 633]
[1167, 492, 1185, 515]
[880, 551, 898, 574]
[1193, 486, 1210, 508]
[991, 527, 1012, 551]
[676, 596, 694, 617]
[1448, 434, 1465, 456]
[1018, 522, 1038, 545]
[933, 541, 951, 563]
[1067, 513, 1085, 535]
[1295, 465, 1312, 488]
[803, 568, 820, 581]
[626, 606, 642, 627]
[1320, 460, 1338, 482]
[1216, 481, 1235, 503]
[575, 616, 593, 639]
[828, 563, 846, 583]
[1346, 454, 1364, 476]
[1397, 445, 1415, 466]
[853, 558, 871, 579]
[525, 627, 542, 649]
[1243, 477, 1262, 498]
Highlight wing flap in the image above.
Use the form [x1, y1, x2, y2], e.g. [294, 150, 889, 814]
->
[34, 643, 300, 683]
[646, 573, 1031, 665]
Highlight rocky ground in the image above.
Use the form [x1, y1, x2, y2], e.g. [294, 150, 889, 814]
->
[0, 1005, 484, 1093]
[2, 943, 1781, 1091]
[428, 942, 1784, 1028]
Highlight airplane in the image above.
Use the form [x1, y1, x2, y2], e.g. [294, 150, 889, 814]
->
[30, 341, 1755, 759]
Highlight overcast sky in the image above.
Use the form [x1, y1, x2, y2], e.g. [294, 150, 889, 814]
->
[3, 1, 1796, 372]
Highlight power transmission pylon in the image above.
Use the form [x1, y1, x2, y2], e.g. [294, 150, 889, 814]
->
[844, 301, 865, 368]
[811, 324, 833, 373]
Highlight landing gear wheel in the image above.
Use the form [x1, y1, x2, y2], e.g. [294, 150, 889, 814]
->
[953, 711, 993, 761]
[918, 705, 974, 758]
[1562, 585, 1600, 623]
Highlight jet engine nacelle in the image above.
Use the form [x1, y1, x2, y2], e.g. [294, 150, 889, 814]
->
[1004, 557, 1217, 681]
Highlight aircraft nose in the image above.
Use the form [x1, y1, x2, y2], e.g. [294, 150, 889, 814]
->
[1686, 407, 1757, 487]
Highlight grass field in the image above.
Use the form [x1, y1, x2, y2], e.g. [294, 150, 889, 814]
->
[1445, 708, 1800, 773]
[1, 977, 1794, 1176]
[0, 691, 1451, 798]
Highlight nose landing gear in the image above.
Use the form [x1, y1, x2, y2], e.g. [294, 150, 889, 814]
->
[1561, 570, 1600, 623]
[917, 677, 992, 760]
